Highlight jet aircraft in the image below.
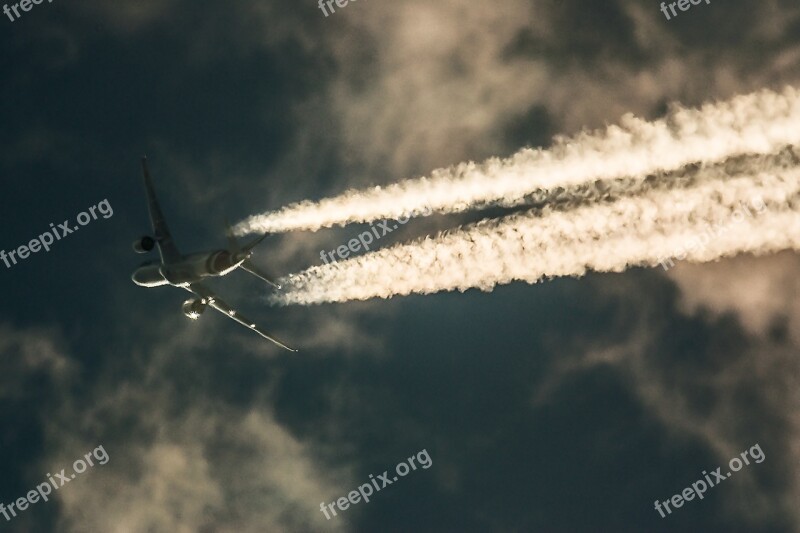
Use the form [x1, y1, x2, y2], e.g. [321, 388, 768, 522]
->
[131, 157, 296, 351]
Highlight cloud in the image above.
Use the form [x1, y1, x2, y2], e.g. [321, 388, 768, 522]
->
[273, 0, 800, 185]
[5, 318, 358, 532]
[0, 324, 72, 401]
[533, 270, 800, 528]
[665, 253, 800, 523]
[667, 251, 800, 344]
[53, 405, 351, 532]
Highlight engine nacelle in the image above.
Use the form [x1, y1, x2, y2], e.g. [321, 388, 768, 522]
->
[182, 298, 207, 320]
[133, 236, 156, 254]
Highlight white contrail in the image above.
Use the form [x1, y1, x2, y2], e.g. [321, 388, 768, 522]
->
[271, 165, 800, 305]
[237, 87, 800, 235]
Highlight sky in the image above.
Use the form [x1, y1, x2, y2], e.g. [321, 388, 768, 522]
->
[1, 0, 799, 531]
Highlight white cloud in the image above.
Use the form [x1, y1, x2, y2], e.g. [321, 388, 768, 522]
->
[2, 319, 358, 532]
[667, 251, 800, 343]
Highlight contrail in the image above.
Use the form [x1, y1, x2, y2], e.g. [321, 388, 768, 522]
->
[271, 160, 800, 305]
[236, 87, 800, 235]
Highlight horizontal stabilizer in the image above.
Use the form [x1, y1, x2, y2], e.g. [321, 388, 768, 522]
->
[241, 259, 282, 290]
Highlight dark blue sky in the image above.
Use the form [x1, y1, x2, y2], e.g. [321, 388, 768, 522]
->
[1, 0, 799, 531]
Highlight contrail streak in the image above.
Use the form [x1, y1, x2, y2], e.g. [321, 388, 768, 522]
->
[271, 162, 800, 305]
[237, 87, 800, 235]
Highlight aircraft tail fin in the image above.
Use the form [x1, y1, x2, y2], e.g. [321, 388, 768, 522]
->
[141, 156, 181, 263]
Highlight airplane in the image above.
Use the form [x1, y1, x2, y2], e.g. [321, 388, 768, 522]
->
[131, 157, 297, 352]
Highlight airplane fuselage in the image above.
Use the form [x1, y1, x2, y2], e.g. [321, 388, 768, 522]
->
[132, 157, 294, 351]
[132, 249, 243, 288]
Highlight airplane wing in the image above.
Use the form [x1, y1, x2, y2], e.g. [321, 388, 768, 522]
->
[141, 157, 182, 264]
[186, 283, 297, 352]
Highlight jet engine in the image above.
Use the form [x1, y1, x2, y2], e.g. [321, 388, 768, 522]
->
[133, 236, 156, 254]
[182, 298, 208, 320]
